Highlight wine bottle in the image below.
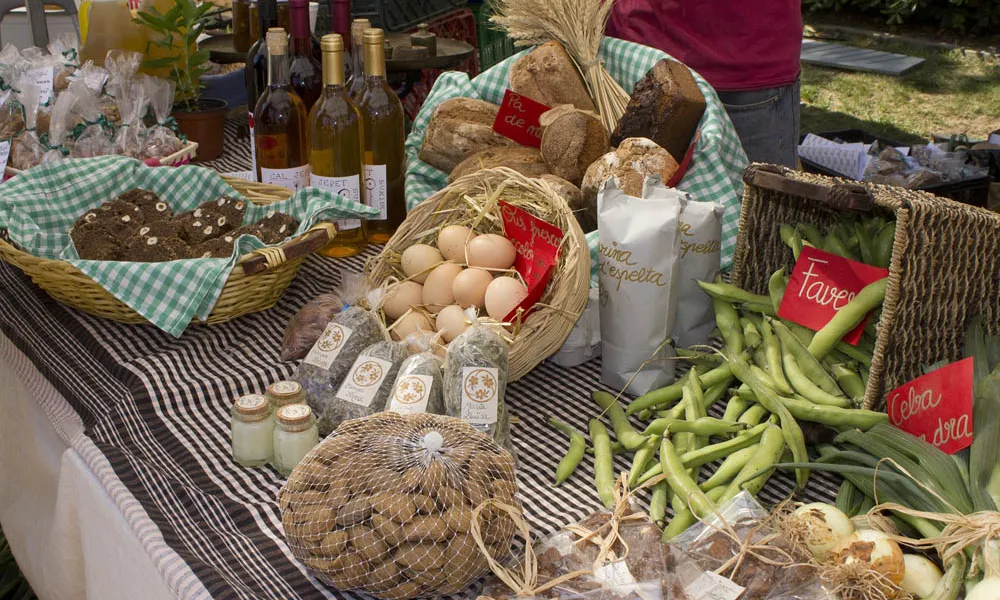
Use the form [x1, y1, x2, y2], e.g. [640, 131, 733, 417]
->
[357, 28, 406, 244]
[254, 28, 311, 191]
[288, 0, 322, 109]
[309, 34, 367, 258]
[245, 0, 278, 110]
[345, 18, 370, 100]
[329, 0, 352, 79]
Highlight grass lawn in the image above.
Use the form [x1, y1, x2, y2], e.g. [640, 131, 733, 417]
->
[800, 33, 1000, 143]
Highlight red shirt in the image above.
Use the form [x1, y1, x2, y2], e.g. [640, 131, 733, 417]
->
[606, 0, 802, 92]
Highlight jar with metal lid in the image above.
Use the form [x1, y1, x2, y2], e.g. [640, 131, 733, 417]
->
[273, 404, 319, 476]
[267, 380, 305, 410]
[231, 394, 274, 467]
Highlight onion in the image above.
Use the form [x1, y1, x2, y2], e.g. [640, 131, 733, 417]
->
[792, 503, 855, 561]
[900, 554, 942, 599]
[831, 529, 906, 585]
[966, 576, 1000, 600]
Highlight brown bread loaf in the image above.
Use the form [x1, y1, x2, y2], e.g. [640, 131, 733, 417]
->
[419, 98, 516, 173]
[508, 42, 596, 113]
[539, 105, 609, 186]
[538, 174, 590, 231]
[612, 59, 705, 162]
[448, 146, 549, 183]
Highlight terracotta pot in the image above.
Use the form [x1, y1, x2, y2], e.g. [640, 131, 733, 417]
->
[172, 98, 228, 162]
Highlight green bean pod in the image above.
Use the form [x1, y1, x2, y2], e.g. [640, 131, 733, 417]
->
[741, 301, 777, 316]
[873, 222, 896, 269]
[649, 480, 668, 527]
[586, 441, 626, 455]
[719, 424, 786, 503]
[700, 446, 757, 491]
[722, 396, 749, 423]
[549, 418, 587, 485]
[798, 223, 824, 247]
[760, 318, 794, 395]
[700, 378, 732, 413]
[592, 391, 648, 450]
[713, 297, 744, 354]
[831, 363, 866, 406]
[626, 363, 733, 415]
[783, 353, 853, 408]
[628, 436, 659, 488]
[660, 437, 716, 518]
[633, 423, 769, 488]
[807, 278, 887, 360]
[769, 317, 846, 396]
[737, 404, 769, 427]
[662, 487, 727, 541]
[696, 281, 771, 307]
[821, 232, 852, 259]
[749, 364, 780, 391]
[759, 391, 888, 430]
[768, 268, 788, 313]
[855, 221, 875, 265]
[588, 419, 615, 508]
[644, 416, 747, 437]
[741, 319, 763, 348]
[779, 225, 803, 261]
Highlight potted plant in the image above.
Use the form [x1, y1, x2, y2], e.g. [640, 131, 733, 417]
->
[136, 0, 229, 161]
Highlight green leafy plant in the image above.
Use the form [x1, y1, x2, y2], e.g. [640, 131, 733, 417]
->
[134, 0, 226, 112]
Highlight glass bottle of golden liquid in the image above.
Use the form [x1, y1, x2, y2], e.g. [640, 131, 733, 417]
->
[253, 28, 311, 191]
[309, 34, 367, 258]
[357, 28, 406, 244]
[345, 18, 371, 100]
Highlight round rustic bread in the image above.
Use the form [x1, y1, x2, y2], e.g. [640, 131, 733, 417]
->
[539, 105, 609, 186]
[580, 138, 680, 227]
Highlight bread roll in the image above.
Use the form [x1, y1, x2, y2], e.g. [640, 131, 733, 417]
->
[419, 98, 516, 173]
[539, 105, 609, 186]
[448, 146, 549, 183]
[508, 42, 596, 112]
[538, 174, 591, 231]
[581, 138, 680, 227]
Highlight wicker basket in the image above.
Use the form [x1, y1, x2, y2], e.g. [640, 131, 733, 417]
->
[0, 176, 335, 326]
[732, 163, 1000, 410]
[365, 167, 590, 381]
[3, 141, 199, 179]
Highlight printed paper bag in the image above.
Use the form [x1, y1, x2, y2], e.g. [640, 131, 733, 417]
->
[643, 177, 723, 348]
[597, 178, 682, 396]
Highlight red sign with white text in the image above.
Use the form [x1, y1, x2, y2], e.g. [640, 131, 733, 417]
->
[777, 246, 888, 345]
[886, 358, 974, 454]
[500, 201, 563, 322]
[492, 90, 550, 148]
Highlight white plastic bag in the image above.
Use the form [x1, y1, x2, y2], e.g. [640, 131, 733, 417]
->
[597, 178, 682, 395]
[550, 287, 601, 368]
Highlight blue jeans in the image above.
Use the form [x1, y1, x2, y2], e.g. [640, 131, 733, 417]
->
[717, 79, 800, 168]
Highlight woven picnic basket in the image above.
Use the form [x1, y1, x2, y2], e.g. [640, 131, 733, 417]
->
[0, 176, 335, 326]
[732, 162, 1000, 410]
[365, 167, 590, 381]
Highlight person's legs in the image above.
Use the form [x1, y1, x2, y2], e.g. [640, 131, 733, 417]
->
[717, 79, 800, 167]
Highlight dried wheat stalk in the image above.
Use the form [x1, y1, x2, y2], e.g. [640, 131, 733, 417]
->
[489, 0, 630, 133]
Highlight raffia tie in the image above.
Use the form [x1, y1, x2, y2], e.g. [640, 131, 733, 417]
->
[471, 474, 650, 599]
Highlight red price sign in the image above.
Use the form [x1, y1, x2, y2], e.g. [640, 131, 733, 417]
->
[886, 358, 974, 455]
[499, 201, 563, 322]
[777, 246, 888, 345]
[492, 90, 550, 148]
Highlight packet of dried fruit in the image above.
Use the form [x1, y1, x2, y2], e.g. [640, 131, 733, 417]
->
[479, 476, 691, 600]
[665, 491, 834, 600]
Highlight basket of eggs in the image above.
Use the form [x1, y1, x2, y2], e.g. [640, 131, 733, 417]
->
[365, 167, 590, 381]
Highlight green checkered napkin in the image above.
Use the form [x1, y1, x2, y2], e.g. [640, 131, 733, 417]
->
[0, 156, 377, 336]
[404, 37, 749, 276]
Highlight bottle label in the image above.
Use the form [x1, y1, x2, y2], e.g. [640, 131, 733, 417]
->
[248, 112, 258, 182]
[363, 163, 388, 220]
[311, 173, 361, 231]
[336, 354, 394, 408]
[0, 140, 10, 173]
[261, 164, 311, 192]
[29, 66, 54, 105]
[388, 374, 434, 415]
[460, 367, 499, 426]
[303, 322, 353, 370]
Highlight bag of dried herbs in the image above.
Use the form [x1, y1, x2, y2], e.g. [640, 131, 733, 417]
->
[386, 333, 446, 417]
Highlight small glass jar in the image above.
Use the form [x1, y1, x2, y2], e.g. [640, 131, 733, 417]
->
[267, 380, 305, 411]
[231, 394, 274, 467]
[273, 404, 319, 476]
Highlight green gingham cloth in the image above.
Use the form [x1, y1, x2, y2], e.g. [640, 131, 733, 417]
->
[0, 156, 376, 336]
[404, 37, 749, 280]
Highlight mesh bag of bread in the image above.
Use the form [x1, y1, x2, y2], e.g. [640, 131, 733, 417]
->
[280, 412, 519, 599]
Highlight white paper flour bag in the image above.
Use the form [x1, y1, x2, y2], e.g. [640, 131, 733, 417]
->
[644, 178, 723, 348]
[597, 178, 682, 396]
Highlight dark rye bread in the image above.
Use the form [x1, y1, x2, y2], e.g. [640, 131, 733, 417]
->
[419, 98, 516, 174]
[611, 59, 706, 163]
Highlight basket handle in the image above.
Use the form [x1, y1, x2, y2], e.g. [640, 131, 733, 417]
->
[743, 164, 875, 212]
[238, 222, 337, 275]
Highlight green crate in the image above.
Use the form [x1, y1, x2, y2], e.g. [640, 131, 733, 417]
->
[471, 3, 517, 69]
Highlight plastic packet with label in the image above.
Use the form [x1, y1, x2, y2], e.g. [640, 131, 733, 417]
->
[386, 333, 446, 417]
[666, 492, 832, 600]
[482, 505, 689, 600]
[0, 89, 21, 170]
[143, 76, 185, 159]
[113, 79, 148, 158]
[443, 314, 508, 442]
[49, 33, 80, 92]
[67, 80, 115, 159]
[280, 293, 347, 362]
[294, 305, 389, 436]
[8, 84, 46, 171]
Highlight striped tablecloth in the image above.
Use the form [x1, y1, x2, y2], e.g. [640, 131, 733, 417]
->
[0, 124, 842, 599]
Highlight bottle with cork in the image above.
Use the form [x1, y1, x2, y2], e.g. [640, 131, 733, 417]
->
[253, 28, 311, 191]
[346, 18, 371, 100]
[309, 33, 367, 257]
[356, 28, 406, 244]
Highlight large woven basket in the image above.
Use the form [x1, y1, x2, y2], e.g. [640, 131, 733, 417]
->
[732, 163, 1000, 410]
[0, 175, 335, 326]
[365, 167, 590, 381]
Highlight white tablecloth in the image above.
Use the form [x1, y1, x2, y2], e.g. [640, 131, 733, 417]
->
[0, 334, 198, 600]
